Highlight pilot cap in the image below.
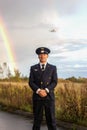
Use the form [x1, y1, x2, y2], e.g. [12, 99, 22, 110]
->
[36, 47, 50, 55]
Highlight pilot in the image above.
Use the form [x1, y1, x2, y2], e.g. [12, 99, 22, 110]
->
[29, 47, 58, 130]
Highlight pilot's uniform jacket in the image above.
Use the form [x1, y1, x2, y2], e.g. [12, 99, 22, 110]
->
[29, 63, 57, 100]
[29, 63, 58, 130]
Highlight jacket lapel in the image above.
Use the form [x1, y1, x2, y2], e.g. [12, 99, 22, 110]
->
[36, 63, 51, 80]
[41, 63, 50, 78]
[37, 64, 42, 76]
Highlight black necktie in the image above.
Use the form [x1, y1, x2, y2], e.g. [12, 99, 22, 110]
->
[41, 64, 45, 71]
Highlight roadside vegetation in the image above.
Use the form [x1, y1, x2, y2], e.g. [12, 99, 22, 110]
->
[0, 73, 87, 127]
[55, 82, 87, 127]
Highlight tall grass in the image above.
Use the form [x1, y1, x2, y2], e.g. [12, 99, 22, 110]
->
[55, 82, 87, 126]
[0, 82, 32, 112]
[0, 81, 87, 126]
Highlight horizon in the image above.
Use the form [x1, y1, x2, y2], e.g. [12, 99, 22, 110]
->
[0, 61, 87, 79]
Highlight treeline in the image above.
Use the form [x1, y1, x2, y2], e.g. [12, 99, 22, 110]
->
[0, 68, 87, 83]
[0, 76, 28, 82]
[66, 76, 87, 83]
[0, 69, 28, 82]
[0, 70, 87, 83]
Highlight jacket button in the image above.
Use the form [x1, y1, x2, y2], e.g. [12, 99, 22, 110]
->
[46, 82, 49, 85]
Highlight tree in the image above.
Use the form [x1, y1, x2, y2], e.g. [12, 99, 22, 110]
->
[7, 67, 12, 78]
[14, 69, 21, 79]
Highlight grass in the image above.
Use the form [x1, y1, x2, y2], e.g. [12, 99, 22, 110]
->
[0, 81, 87, 127]
[0, 82, 32, 112]
[55, 82, 87, 126]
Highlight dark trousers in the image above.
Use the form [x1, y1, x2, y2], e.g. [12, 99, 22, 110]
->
[32, 99, 57, 130]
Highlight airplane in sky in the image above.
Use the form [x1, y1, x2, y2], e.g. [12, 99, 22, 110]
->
[50, 28, 57, 32]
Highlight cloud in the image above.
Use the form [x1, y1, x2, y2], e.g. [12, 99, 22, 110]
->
[55, 0, 79, 15]
[74, 64, 87, 68]
[0, 0, 44, 25]
[48, 39, 87, 54]
[0, 0, 86, 24]
[47, 39, 87, 73]
[0, 0, 87, 78]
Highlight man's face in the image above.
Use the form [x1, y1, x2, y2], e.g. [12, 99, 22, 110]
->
[38, 53, 48, 63]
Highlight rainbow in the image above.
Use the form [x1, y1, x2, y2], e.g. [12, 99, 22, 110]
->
[0, 17, 16, 74]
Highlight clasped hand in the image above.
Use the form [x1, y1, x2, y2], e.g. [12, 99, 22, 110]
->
[38, 89, 47, 97]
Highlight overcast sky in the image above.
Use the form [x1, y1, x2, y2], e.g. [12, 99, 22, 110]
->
[0, 0, 87, 78]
